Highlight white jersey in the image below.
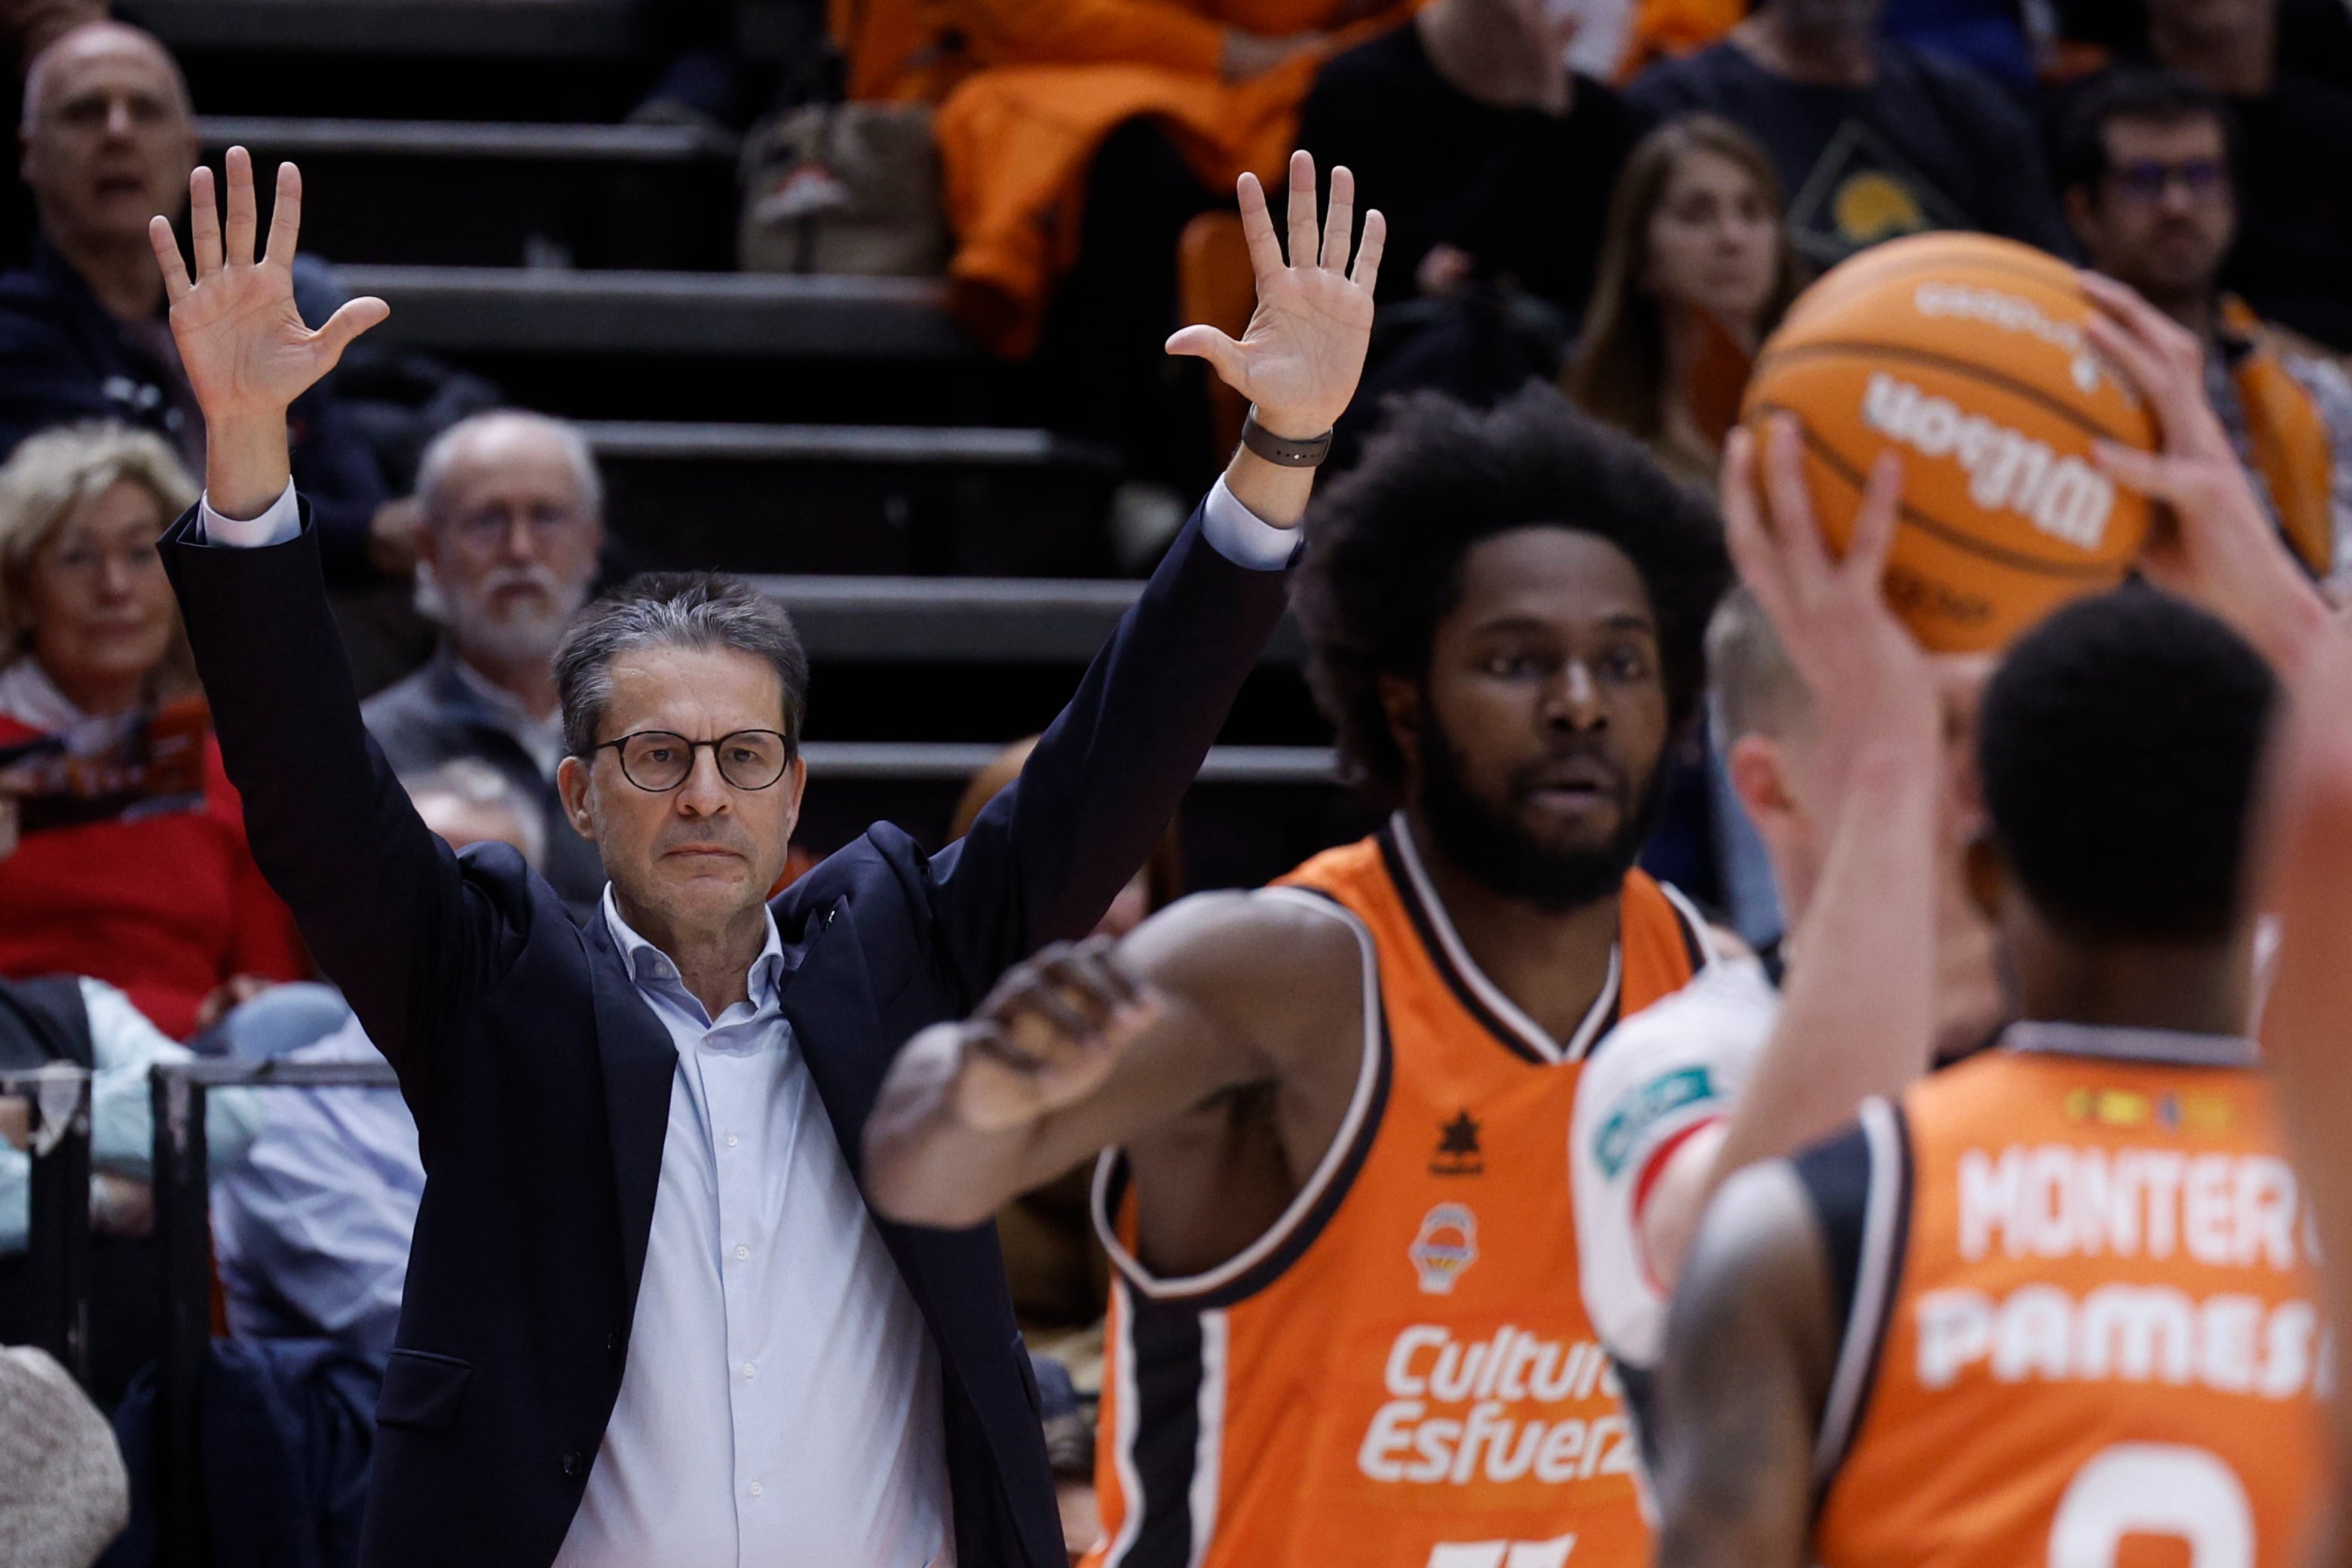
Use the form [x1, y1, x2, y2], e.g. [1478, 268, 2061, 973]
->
[1567, 956, 1780, 1370]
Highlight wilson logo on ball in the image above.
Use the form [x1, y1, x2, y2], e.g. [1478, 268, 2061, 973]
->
[1860, 372, 2116, 553]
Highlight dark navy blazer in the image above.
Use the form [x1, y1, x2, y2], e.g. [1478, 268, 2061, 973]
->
[163, 500, 1291, 1568]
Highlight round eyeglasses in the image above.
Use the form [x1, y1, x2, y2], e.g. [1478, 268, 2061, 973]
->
[593, 729, 794, 792]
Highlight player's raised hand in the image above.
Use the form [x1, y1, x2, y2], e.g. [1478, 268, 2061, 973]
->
[948, 936, 1164, 1135]
[148, 149, 387, 427]
[1723, 416, 1940, 781]
[1166, 151, 1384, 443]
[2078, 271, 2330, 680]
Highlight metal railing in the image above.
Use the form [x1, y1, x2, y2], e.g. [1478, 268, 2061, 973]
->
[2, 1063, 92, 1386]
[149, 1058, 404, 1568]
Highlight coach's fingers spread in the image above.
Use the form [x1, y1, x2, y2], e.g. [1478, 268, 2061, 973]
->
[1286, 149, 1319, 269]
[188, 165, 222, 279]
[1321, 164, 1355, 273]
[149, 216, 192, 303]
[1349, 208, 1387, 293]
[1236, 170, 1282, 286]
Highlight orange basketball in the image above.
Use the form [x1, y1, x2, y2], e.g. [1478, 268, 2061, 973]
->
[1743, 232, 2157, 651]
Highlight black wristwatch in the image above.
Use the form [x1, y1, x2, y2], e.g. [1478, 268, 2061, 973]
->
[1239, 408, 1334, 468]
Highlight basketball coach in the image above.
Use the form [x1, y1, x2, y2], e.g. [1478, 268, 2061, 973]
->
[145, 148, 1384, 1568]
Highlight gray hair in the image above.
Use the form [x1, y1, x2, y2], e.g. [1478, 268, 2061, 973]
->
[415, 409, 604, 527]
[554, 573, 808, 761]
[1705, 585, 1813, 742]
[0, 421, 199, 656]
[400, 757, 547, 868]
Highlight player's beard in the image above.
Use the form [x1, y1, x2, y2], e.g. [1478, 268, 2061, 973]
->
[1414, 710, 1667, 914]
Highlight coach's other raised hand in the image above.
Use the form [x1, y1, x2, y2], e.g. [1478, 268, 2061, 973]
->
[147, 149, 387, 521]
[1168, 151, 1383, 528]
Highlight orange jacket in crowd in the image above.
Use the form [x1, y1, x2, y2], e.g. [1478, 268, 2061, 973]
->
[833, 0, 1419, 357]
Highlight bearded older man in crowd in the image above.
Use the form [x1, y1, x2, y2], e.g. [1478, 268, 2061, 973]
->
[361, 409, 608, 911]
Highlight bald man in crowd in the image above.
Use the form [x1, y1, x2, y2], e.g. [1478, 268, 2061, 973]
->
[363, 409, 610, 911]
[0, 21, 397, 579]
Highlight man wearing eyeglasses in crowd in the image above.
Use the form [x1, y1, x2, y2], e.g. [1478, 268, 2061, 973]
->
[142, 145, 1386, 1568]
[2059, 66, 2352, 591]
[361, 409, 610, 912]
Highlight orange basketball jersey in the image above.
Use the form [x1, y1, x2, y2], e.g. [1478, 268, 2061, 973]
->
[1809, 1024, 2324, 1568]
[1086, 816, 1715, 1568]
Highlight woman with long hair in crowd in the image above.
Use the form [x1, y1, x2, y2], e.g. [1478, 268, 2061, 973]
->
[1566, 114, 1805, 493]
[0, 422, 305, 1040]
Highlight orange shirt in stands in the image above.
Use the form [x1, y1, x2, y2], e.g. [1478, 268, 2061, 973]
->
[1088, 818, 1715, 1568]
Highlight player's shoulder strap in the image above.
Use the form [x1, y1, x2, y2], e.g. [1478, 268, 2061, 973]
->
[1091, 884, 1395, 1309]
[1796, 1095, 1916, 1494]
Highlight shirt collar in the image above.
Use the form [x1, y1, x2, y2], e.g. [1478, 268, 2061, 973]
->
[2000, 1019, 2259, 1068]
[600, 885, 787, 1013]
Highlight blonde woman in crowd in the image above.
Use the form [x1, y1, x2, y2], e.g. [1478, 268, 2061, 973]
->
[0, 422, 303, 1038]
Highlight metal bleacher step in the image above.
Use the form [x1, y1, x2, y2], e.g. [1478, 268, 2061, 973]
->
[590, 424, 1122, 578]
[124, 0, 642, 58]
[196, 117, 739, 271]
[798, 743, 1334, 785]
[751, 571, 1309, 666]
[340, 266, 972, 360]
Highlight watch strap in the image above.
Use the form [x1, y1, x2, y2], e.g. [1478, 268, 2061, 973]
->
[1239, 409, 1334, 468]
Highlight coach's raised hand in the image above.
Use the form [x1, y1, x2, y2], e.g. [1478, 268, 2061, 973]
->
[147, 149, 388, 522]
[1168, 150, 1383, 526]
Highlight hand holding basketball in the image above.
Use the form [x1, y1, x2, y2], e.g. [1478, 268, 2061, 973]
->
[2079, 272, 2332, 679]
[1725, 415, 1940, 786]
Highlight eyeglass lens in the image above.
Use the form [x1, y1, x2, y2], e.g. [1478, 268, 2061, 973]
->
[616, 730, 791, 791]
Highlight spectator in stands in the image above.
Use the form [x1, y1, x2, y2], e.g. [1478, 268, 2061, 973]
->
[2059, 69, 2352, 585]
[1296, 0, 1651, 323]
[0, 23, 397, 580]
[360, 410, 605, 911]
[2132, 0, 2352, 351]
[0, 969, 262, 1406]
[211, 759, 541, 1362]
[900, 0, 1412, 490]
[1029, 1352, 1098, 1564]
[1628, 0, 2072, 268]
[1566, 115, 1804, 493]
[0, 423, 305, 1039]
[0, 1342, 125, 1567]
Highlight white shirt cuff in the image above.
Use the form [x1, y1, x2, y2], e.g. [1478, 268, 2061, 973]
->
[1199, 476, 1300, 571]
[197, 479, 302, 548]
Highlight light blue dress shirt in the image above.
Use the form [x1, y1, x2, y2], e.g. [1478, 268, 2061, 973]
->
[0, 978, 262, 1255]
[210, 1012, 423, 1357]
[553, 891, 954, 1568]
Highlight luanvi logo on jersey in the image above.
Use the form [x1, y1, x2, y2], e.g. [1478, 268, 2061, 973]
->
[1410, 1204, 1478, 1294]
[1432, 1111, 1484, 1176]
[1859, 371, 2117, 551]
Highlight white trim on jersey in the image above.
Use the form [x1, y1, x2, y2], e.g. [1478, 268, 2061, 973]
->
[1655, 880, 1724, 972]
[1091, 885, 1386, 1301]
[1386, 811, 1623, 1063]
[1189, 1310, 1230, 1568]
[2001, 1021, 2259, 1068]
[1106, 1281, 1147, 1568]
[1813, 1096, 1905, 1485]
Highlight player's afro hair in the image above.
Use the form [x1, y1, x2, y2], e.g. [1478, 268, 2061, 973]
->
[1292, 384, 1728, 802]
[1978, 584, 2277, 943]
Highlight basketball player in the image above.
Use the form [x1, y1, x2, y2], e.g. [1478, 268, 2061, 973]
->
[1576, 268, 2346, 1420]
[1570, 422, 1995, 1408]
[863, 384, 1729, 1568]
[1646, 583, 2326, 1568]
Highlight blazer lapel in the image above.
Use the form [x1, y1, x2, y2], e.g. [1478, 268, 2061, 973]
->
[774, 899, 887, 1174]
[582, 914, 678, 1305]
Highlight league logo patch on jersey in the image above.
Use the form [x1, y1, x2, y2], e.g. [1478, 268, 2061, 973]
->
[1591, 1066, 1717, 1178]
[1432, 1110, 1484, 1176]
[1410, 1203, 1478, 1295]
